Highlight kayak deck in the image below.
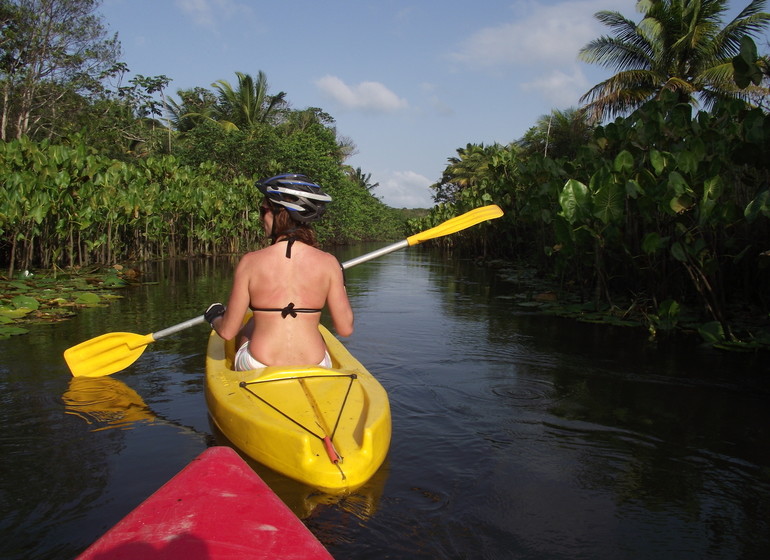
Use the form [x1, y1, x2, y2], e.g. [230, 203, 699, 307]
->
[76, 446, 334, 559]
[205, 325, 391, 494]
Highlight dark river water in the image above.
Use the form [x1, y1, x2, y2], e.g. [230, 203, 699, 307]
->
[1, 247, 769, 559]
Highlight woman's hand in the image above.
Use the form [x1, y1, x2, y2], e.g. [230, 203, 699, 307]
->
[205, 303, 226, 328]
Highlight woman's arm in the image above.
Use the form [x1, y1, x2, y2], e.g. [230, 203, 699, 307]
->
[326, 257, 354, 337]
[211, 255, 253, 340]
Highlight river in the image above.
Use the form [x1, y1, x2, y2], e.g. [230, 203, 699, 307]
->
[1, 247, 768, 559]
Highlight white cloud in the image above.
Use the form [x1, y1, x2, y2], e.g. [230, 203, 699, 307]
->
[378, 170, 434, 209]
[451, 0, 607, 68]
[315, 76, 408, 114]
[521, 67, 590, 108]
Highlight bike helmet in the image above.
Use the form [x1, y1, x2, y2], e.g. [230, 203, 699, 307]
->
[256, 174, 332, 223]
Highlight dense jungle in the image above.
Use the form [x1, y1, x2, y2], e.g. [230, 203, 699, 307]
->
[1, 0, 770, 350]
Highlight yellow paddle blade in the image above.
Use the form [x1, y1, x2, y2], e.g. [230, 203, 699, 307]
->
[64, 331, 155, 377]
[405, 204, 504, 246]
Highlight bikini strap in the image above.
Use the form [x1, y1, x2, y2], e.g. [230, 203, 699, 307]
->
[285, 236, 296, 258]
[250, 302, 323, 318]
[271, 227, 298, 258]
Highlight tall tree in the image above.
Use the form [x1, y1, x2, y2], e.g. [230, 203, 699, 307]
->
[165, 86, 218, 132]
[348, 166, 379, 191]
[517, 108, 595, 160]
[579, 0, 770, 120]
[432, 143, 504, 204]
[0, 0, 120, 140]
[211, 70, 287, 135]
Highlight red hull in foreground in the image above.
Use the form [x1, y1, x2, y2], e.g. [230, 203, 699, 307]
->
[76, 446, 333, 559]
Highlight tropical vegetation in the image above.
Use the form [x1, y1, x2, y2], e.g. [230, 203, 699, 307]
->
[0, 0, 406, 280]
[410, 0, 770, 349]
[578, 0, 770, 120]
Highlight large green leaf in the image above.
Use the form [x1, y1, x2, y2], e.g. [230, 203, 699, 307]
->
[613, 150, 634, 173]
[732, 36, 763, 88]
[745, 189, 770, 223]
[593, 182, 625, 225]
[649, 149, 666, 175]
[671, 241, 688, 262]
[11, 295, 39, 310]
[667, 172, 690, 196]
[641, 232, 669, 254]
[559, 179, 590, 225]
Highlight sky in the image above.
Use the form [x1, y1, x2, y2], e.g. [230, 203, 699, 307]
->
[95, 1, 663, 208]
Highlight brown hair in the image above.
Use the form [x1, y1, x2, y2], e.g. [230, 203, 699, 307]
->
[269, 206, 319, 248]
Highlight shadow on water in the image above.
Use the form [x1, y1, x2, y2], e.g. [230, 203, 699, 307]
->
[1, 250, 769, 559]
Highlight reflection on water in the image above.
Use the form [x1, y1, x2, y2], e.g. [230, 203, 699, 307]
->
[63, 377, 156, 431]
[1, 251, 769, 559]
[208, 419, 389, 521]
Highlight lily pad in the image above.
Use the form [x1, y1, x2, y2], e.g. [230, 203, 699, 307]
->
[73, 292, 103, 305]
[0, 324, 30, 339]
[0, 307, 32, 319]
[12, 295, 40, 310]
[515, 301, 545, 308]
[102, 275, 128, 288]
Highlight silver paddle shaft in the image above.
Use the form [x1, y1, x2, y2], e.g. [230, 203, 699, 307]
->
[340, 240, 409, 270]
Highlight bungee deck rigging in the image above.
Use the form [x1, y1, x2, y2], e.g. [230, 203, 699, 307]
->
[239, 373, 358, 475]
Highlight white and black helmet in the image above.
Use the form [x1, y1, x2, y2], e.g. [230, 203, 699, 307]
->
[256, 174, 332, 223]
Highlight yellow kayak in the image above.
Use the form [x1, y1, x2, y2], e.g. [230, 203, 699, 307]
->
[205, 325, 391, 494]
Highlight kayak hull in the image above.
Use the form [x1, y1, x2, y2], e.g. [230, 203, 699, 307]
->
[205, 326, 391, 494]
[76, 446, 334, 559]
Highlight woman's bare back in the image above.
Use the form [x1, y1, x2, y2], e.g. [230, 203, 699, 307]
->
[217, 240, 353, 367]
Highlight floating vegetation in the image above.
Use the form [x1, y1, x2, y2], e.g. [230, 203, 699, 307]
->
[493, 263, 770, 353]
[0, 265, 136, 340]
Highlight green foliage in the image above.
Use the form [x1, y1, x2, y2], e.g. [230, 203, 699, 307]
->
[0, 0, 121, 141]
[732, 35, 766, 88]
[413, 92, 770, 349]
[0, 130, 404, 273]
[578, 0, 770, 120]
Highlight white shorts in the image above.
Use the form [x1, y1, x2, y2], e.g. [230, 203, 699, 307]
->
[234, 341, 332, 371]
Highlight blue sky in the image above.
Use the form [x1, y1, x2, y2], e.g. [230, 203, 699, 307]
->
[96, 0, 740, 208]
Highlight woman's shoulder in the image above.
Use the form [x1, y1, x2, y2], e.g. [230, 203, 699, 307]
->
[304, 245, 341, 266]
[240, 247, 267, 260]
[236, 247, 272, 267]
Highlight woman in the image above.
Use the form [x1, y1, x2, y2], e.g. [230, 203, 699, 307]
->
[204, 174, 353, 371]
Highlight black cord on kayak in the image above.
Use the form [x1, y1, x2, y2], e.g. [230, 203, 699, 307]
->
[330, 374, 357, 440]
[239, 381, 324, 441]
[238, 373, 359, 448]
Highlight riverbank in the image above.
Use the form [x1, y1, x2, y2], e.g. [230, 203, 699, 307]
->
[483, 258, 770, 353]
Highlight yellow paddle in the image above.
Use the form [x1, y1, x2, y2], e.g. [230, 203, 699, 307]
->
[64, 315, 207, 377]
[64, 204, 504, 377]
[340, 204, 504, 269]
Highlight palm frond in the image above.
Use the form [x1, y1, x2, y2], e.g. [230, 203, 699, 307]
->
[579, 0, 770, 120]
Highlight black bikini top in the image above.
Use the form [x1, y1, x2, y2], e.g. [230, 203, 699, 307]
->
[250, 302, 322, 319]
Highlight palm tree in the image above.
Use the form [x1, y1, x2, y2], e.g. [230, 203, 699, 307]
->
[165, 87, 218, 132]
[211, 71, 287, 133]
[432, 143, 504, 204]
[579, 0, 770, 120]
[348, 167, 379, 191]
[517, 108, 595, 159]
